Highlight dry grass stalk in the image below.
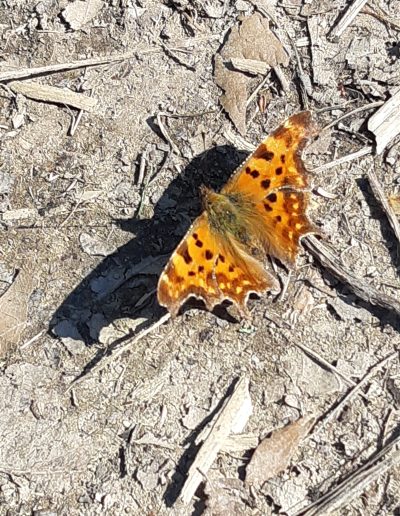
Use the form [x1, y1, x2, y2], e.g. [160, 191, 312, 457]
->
[293, 432, 400, 515]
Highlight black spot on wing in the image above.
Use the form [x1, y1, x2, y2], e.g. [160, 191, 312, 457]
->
[255, 144, 274, 161]
[178, 242, 192, 264]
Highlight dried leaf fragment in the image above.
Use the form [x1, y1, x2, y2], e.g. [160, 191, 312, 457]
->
[246, 416, 314, 487]
[61, 0, 103, 30]
[214, 13, 289, 135]
[0, 269, 33, 358]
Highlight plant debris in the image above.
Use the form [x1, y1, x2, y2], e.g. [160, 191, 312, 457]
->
[0, 269, 33, 358]
[9, 81, 97, 112]
[61, 0, 104, 30]
[368, 89, 400, 154]
[180, 376, 252, 505]
[214, 12, 289, 134]
[246, 416, 314, 487]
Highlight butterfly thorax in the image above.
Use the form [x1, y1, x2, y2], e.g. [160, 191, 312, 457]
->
[201, 186, 256, 247]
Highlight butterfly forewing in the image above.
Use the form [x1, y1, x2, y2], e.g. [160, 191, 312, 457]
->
[256, 190, 316, 265]
[222, 111, 314, 200]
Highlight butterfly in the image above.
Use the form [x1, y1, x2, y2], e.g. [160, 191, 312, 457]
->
[157, 111, 317, 317]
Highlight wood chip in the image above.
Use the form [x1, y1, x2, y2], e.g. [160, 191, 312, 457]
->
[329, 0, 369, 40]
[230, 57, 269, 75]
[245, 416, 314, 487]
[9, 81, 97, 112]
[0, 269, 33, 358]
[179, 377, 252, 505]
[368, 89, 400, 154]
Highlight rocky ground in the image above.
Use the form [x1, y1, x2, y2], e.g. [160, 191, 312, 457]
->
[0, 0, 400, 514]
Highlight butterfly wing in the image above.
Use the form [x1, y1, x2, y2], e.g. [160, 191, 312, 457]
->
[222, 111, 314, 199]
[157, 213, 220, 317]
[212, 237, 279, 315]
[157, 213, 278, 316]
[222, 111, 316, 266]
[257, 189, 315, 265]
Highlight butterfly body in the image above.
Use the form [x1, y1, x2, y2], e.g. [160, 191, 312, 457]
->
[202, 186, 258, 249]
[157, 111, 317, 317]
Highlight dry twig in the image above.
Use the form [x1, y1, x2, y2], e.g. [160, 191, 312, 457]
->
[313, 352, 398, 434]
[293, 341, 361, 390]
[0, 52, 138, 82]
[321, 101, 384, 132]
[329, 0, 369, 40]
[367, 165, 400, 251]
[66, 313, 171, 390]
[303, 236, 400, 318]
[293, 432, 400, 515]
[156, 113, 181, 155]
[311, 147, 373, 173]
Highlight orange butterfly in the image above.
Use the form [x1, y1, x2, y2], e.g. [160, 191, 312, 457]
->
[157, 112, 316, 317]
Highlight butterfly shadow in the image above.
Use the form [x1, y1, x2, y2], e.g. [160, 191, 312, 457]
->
[50, 144, 249, 351]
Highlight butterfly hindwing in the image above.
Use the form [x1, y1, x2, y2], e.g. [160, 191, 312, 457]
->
[157, 215, 279, 316]
[157, 214, 220, 316]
